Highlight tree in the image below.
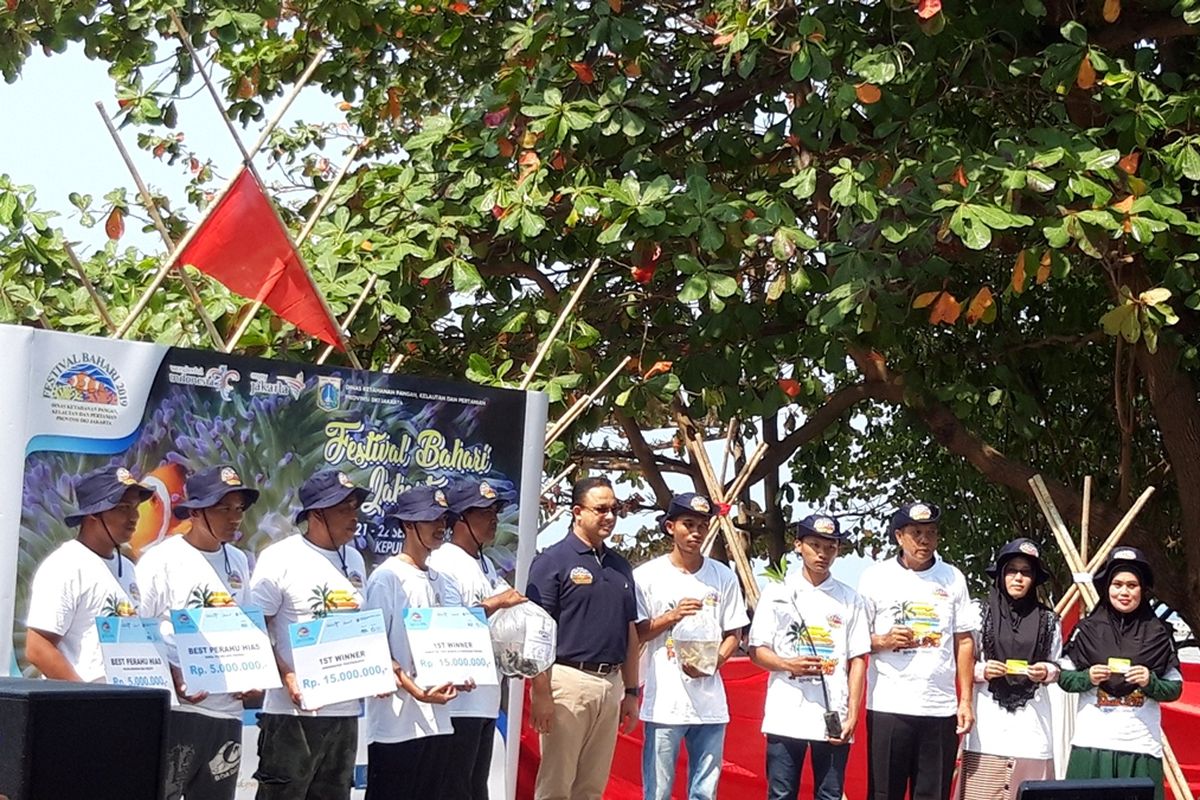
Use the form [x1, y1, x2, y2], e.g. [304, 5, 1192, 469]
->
[2, 0, 1199, 629]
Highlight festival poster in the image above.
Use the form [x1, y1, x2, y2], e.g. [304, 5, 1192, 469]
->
[0, 325, 548, 692]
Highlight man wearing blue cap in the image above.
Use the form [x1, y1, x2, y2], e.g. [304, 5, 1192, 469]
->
[364, 484, 464, 800]
[857, 502, 977, 800]
[26, 464, 152, 682]
[634, 492, 748, 800]
[137, 464, 261, 800]
[749, 514, 870, 800]
[428, 476, 527, 800]
[248, 469, 371, 800]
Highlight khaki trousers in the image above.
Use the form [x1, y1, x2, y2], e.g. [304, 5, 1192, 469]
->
[535, 664, 624, 800]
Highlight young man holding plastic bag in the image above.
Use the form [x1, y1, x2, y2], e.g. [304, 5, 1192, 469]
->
[633, 493, 748, 800]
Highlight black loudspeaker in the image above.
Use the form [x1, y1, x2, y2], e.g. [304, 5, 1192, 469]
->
[0, 677, 169, 800]
[1017, 778, 1157, 800]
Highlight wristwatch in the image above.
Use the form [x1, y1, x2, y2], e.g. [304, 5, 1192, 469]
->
[624, 687, 640, 697]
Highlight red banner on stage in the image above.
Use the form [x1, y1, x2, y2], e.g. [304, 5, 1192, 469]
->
[518, 659, 1200, 799]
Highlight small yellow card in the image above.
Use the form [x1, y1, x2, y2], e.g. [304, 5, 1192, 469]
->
[1107, 657, 1132, 674]
[1005, 659, 1030, 675]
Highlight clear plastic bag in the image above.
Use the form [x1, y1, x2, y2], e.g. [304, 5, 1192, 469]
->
[489, 602, 557, 678]
[672, 603, 721, 676]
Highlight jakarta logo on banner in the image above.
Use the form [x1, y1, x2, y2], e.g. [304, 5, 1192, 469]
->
[0, 326, 547, 687]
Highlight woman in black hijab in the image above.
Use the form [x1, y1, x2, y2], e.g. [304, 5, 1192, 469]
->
[1059, 547, 1182, 800]
[956, 539, 1061, 800]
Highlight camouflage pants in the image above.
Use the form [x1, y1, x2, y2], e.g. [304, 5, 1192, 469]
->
[253, 713, 357, 800]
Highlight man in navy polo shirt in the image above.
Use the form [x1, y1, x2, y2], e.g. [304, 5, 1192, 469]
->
[527, 476, 640, 800]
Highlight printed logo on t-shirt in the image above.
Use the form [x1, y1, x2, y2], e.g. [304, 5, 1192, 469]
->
[188, 585, 236, 608]
[702, 591, 719, 607]
[309, 584, 360, 617]
[347, 570, 365, 589]
[890, 601, 943, 648]
[932, 587, 949, 599]
[1097, 688, 1146, 708]
[227, 572, 243, 591]
[569, 567, 594, 585]
[102, 594, 137, 617]
[826, 613, 844, 629]
[126, 581, 141, 604]
[785, 621, 838, 675]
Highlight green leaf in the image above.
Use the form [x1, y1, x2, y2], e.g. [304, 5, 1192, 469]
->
[1178, 146, 1200, 181]
[678, 273, 708, 302]
[451, 261, 484, 293]
[597, 218, 628, 244]
[1060, 20, 1088, 45]
[709, 274, 739, 298]
[790, 48, 812, 81]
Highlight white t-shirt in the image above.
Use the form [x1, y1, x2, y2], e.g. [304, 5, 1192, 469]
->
[25, 539, 141, 683]
[136, 535, 252, 718]
[364, 556, 457, 744]
[248, 534, 368, 717]
[749, 570, 870, 741]
[858, 554, 978, 716]
[427, 542, 506, 719]
[1061, 655, 1181, 758]
[965, 625, 1062, 760]
[633, 555, 749, 725]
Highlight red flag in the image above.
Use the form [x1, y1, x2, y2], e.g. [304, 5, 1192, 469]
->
[177, 168, 343, 348]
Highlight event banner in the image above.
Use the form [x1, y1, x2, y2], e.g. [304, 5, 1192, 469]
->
[0, 325, 548, 699]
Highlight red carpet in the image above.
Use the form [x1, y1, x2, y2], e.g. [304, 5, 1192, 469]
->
[518, 660, 1200, 799]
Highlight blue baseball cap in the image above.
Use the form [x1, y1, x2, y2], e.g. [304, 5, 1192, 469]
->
[65, 465, 153, 527]
[173, 465, 260, 519]
[387, 484, 451, 523]
[986, 537, 1051, 585]
[659, 492, 716, 532]
[794, 513, 846, 541]
[890, 501, 941, 535]
[294, 469, 370, 524]
[446, 477, 517, 516]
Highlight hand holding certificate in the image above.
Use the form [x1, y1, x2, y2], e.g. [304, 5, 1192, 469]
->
[289, 609, 395, 711]
[96, 616, 177, 706]
[404, 606, 499, 688]
[172, 607, 282, 695]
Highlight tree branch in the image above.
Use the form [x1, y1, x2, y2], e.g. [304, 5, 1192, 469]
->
[615, 410, 675, 507]
[1094, 16, 1200, 51]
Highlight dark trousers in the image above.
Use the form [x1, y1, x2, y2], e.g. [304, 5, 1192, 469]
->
[254, 713, 358, 800]
[365, 735, 453, 800]
[443, 717, 497, 800]
[163, 710, 243, 800]
[867, 711, 958, 800]
[765, 734, 850, 800]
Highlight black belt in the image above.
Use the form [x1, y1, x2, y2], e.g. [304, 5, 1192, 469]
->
[556, 659, 622, 676]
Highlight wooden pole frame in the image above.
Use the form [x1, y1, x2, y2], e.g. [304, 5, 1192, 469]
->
[95, 102, 228, 349]
[112, 41, 328, 341]
[544, 356, 632, 447]
[519, 258, 601, 391]
[62, 242, 117, 333]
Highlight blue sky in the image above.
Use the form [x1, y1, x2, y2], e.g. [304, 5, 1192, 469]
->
[0, 44, 337, 255]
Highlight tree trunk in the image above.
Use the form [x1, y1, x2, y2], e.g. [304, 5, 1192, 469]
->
[762, 412, 787, 563]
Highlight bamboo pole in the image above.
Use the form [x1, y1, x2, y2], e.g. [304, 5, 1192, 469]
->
[1029, 476, 1099, 608]
[701, 442, 767, 555]
[717, 418, 738, 484]
[385, 352, 406, 373]
[113, 41, 327, 340]
[540, 463, 576, 497]
[673, 412, 761, 607]
[519, 258, 601, 391]
[63, 243, 117, 333]
[167, 13, 354, 361]
[1163, 738, 1194, 800]
[1080, 476, 1092, 564]
[544, 356, 632, 446]
[1054, 486, 1156, 618]
[223, 143, 362, 354]
[96, 102, 227, 349]
[316, 274, 376, 364]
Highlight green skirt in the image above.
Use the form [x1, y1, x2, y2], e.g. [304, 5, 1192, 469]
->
[1065, 746, 1165, 800]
